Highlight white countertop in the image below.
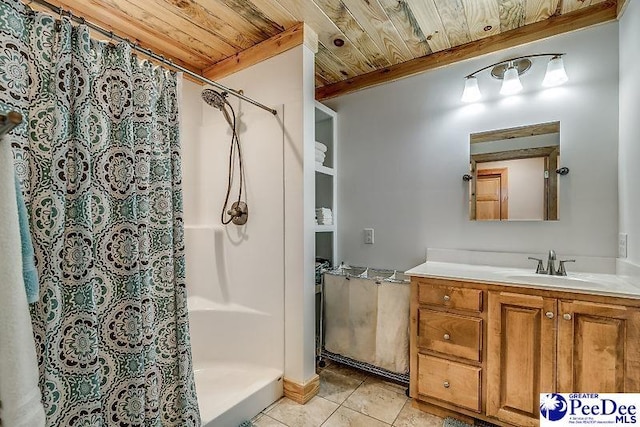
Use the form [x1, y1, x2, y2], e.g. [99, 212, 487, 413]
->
[406, 261, 640, 300]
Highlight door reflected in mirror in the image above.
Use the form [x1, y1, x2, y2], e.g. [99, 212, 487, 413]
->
[469, 122, 560, 221]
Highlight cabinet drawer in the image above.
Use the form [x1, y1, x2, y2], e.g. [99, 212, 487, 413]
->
[417, 354, 481, 412]
[418, 309, 482, 361]
[418, 282, 482, 312]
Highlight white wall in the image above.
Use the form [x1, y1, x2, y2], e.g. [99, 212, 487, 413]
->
[619, 0, 640, 266]
[325, 22, 619, 271]
[479, 157, 545, 220]
[181, 45, 317, 383]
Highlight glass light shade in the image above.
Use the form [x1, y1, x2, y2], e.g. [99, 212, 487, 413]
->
[500, 66, 523, 96]
[542, 56, 568, 87]
[461, 76, 481, 102]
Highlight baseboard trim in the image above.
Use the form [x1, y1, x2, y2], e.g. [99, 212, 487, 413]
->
[283, 374, 320, 404]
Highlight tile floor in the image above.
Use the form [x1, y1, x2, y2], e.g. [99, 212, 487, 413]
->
[251, 362, 444, 427]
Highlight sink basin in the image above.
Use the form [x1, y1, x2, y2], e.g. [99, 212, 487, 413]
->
[504, 273, 601, 289]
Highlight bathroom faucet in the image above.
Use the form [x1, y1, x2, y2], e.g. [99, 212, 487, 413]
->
[528, 250, 575, 275]
[546, 250, 556, 275]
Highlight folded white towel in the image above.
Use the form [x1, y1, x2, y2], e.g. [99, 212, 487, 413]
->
[315, 152, 325, 163]
[315, 141, 328, 153]
[0, 140, 46, 427]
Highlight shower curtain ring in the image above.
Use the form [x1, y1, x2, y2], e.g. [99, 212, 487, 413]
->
[54, 7, 63, 32]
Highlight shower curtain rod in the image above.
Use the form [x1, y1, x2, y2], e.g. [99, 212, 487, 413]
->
[28, 0, 278, 116]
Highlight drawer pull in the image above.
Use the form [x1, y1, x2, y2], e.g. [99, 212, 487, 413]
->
[443, 333, 451, 341]
[545, 311, 554, 319]
[563, 313, 572, 320]
[443, 381, 450, 388]
[443, 295, 451, 302]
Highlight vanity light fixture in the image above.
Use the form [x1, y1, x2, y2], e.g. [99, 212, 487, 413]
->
[461, 76, 481, 102]
[542, 55, 569, 87]
[461, 53, 568, 102]
[500, 64, 523, 95]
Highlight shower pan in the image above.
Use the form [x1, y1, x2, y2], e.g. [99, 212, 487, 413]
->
[185, 226, 283, 426]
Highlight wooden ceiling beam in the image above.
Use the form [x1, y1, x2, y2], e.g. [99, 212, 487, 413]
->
[316, 1, 617, 100]
[202, 22, 316, 82]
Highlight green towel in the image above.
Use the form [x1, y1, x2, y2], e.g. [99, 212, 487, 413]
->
[14, 174, 39, 304]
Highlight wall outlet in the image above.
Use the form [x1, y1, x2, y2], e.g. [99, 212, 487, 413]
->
[364, 228, 374, 244]
[618, 233, 628, 258]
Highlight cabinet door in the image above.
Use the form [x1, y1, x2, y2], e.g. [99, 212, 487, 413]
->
[558, 300, 640, 392]
[487, 292, 557, 426]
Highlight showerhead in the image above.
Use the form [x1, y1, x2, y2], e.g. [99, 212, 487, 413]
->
[202, 89, 228, 110]
[202, 89, 234, 127]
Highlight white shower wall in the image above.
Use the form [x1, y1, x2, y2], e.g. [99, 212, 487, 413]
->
[179, 44, 317, 385]
[181, 78, 285, 372]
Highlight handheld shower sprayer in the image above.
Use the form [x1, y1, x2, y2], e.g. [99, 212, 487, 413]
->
[202, 88, 248, 226]
[202, 89, 233, 127]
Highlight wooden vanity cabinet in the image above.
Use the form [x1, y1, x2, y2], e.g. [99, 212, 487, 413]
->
[486, 292, 557, 427]
[410, 278, 485, 418]
[410, 277, 640, 427]
[556, 300, 640, 393]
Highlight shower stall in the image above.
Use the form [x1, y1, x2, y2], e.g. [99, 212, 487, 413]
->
[181, 74, 289, 425]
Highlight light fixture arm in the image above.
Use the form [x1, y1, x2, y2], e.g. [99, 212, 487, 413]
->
[464, 53, 565, 79]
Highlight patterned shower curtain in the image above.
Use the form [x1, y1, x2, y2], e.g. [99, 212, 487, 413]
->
[0, 1, 200, 425]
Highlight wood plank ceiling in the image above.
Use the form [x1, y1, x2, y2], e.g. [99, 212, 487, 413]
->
[31, 0, 619, 100]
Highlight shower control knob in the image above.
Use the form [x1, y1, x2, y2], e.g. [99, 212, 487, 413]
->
[563, 313, 572, 320]
[443, 381, 450, 389]
[443, 295, 451, 302]
[443, 333, 450, 341]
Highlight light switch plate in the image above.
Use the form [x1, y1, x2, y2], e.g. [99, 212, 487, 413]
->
[364, 228, 374, 244]
[619, 233, 628, 258]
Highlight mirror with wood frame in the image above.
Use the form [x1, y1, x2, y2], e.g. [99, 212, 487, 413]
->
[469, 122, 560, 221]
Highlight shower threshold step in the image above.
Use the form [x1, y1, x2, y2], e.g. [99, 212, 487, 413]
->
[194, 362, 282, 427]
